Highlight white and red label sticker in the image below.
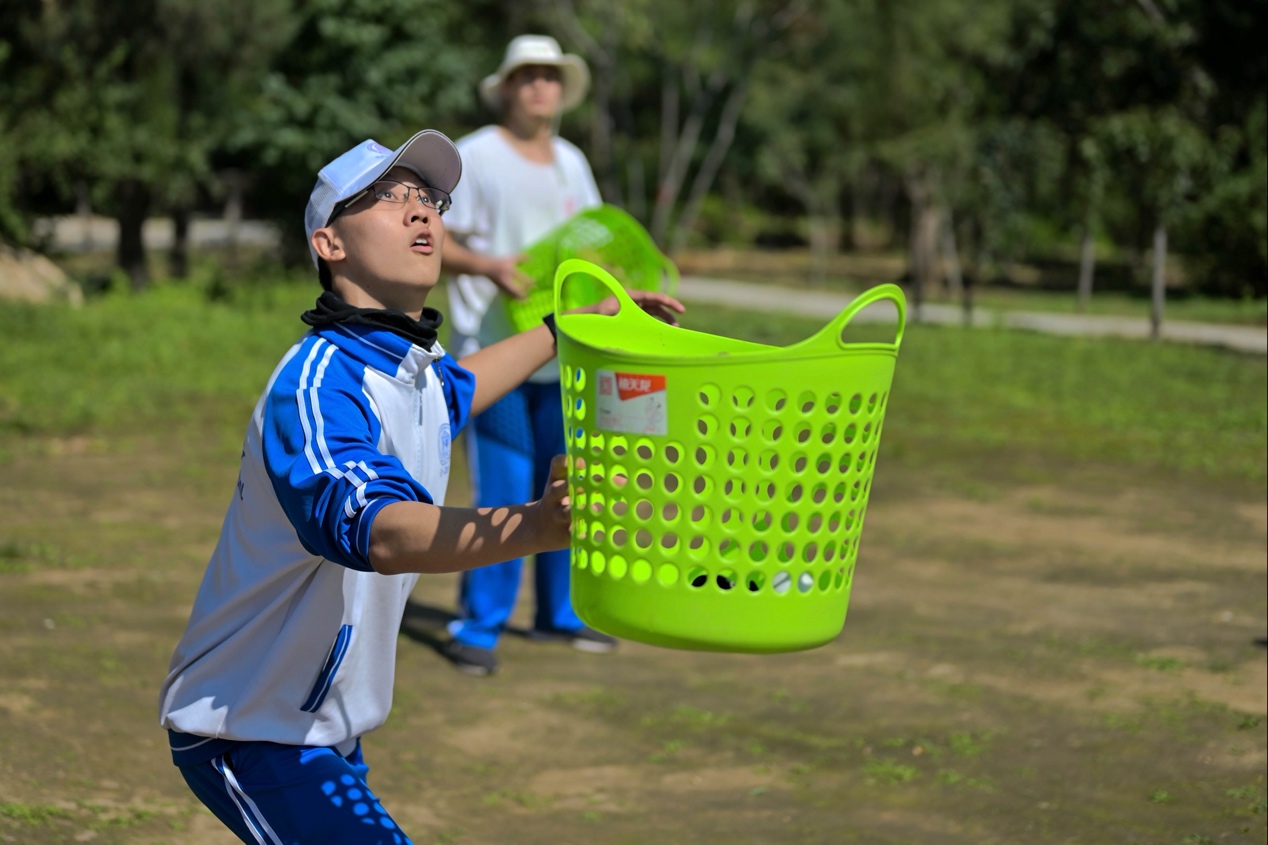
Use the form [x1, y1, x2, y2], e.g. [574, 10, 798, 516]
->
[596, 370, 668, 435]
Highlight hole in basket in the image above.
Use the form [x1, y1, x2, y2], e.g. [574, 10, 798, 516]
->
[827, 513, 841, 533]
[808, 513, 823, 533]
[781, 512, 800, 532]
[574, 398, 586, 421]
[589, 492, 606, 515]
[761, 420, 784, 443]
[720, 507, 742, 525]
[868, 392, 879, 414]
[803, 542, 819, 563]
[688, 567, 708, 588]
[862, 422, 873, 444]
[777, 542, 796, 563]
[823, 543, 836, 562]
[798, 391, 816, 414]
[611, 499, 629, 517]
[609, 527, 627, 549]
[834, 568, 846, 589]
[664, 443, 682, 465]
[591, 551, 606, 574]
[757, 481, 776, 502]
[661, 502, 680, 523]
[690, 504, 710, 525]
[589, 465, 606, 485]
[698, 384, 721, 408]
[845, 510, 856, 531]
[634, 500, 653, 521]
[718, 538, 740, 561]
[752, 511, 772, 532]
[688, 535, 710, 558]
[631, 559, 652, 583]
[590, 524, 606, 545]
[694, 445, 716, 467]
[816, 453, 832, 474]
[589, 432, 605, 455]
[574, 515, 587, 540]
[573, 367, 586, 389]
[635, 471, 654, 491]
[663, 473, 681, 494]
[692, 475, 714, 497]
[609, 434, 627, 457]
[825, 392, 842, 415]
[572, 427, 586, 449]
[717, 570, 736, 591]
[729, 418, 752, 440]
[725, 448, 749, 468]
[660, 533, 679, 551]
[697, 415, 717, 437]
[787, 484, 804, 503]
[772, 571, 792, 594]
[747, 572, 766, 593]
[608, 555, 628, 580]
[838, 452, 853, 474]
[658, 563, 679, 586]
[820, 423, 836, 445]
[849, 393, 863, 414]
[731, 387, 755, 410]
[758, 450, 780, 472]
[723, 478, 747, 500]
[634, 528, 654, 549]
[766, 388, 787, 412]
[843, 423, 857, 444]
[850, 481, 862, 502]
[818, 570, 833, 592]
[575, 548, 588, 570]
[812, 484, 828, 505]
[795, 423, 812, 444]
[833, 483, 847, 503]
[749, 541, 769, 562]
[792, 454, 808, 474]
[797, 572, 815, 593]
[635, 439, 655, 461]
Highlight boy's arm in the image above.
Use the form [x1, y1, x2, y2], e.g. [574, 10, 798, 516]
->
[369, 456, 571, 575]
[456, 290, 686, 418]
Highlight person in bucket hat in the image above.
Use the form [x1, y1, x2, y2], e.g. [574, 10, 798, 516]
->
[440, 35, 613, 676]
[158, 129, 684, 844]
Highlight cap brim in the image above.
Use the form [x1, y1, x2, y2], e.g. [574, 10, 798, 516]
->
[384, 129, 462, 194]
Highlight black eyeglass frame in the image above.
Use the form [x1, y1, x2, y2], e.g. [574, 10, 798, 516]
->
[327, 179, 452, 225]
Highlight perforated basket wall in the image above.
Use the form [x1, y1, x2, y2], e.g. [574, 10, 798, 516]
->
[507, 205, 678, 334]
[554, 260, 906, 653]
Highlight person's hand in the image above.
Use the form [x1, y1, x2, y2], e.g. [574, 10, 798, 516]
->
[533, 454, 573, 551]
[484, 254, 532, 300]
[572, 289, 686, 326]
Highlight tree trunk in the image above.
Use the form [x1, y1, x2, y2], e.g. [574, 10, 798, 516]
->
[116, 179, 150, 292]
[903, 170, 941, 316]
[170, 206, 191, 280]
[223, 169, 244, 269]
[1150, 222, 1166, 339]
[940, 211, 967, 323]
[1076, 222, 1096, 313]
[75, 180, 94, 252]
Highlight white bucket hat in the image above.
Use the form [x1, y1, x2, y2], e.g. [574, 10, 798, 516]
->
[479, 34, 590, 114]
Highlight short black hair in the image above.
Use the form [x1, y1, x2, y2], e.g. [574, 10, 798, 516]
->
[318, 257, 333, 291]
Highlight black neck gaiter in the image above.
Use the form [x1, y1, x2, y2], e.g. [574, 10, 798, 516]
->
[301, 291, 443, 351]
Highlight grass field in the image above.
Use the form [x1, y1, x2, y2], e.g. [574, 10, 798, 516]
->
[0, 277, 1265, 844]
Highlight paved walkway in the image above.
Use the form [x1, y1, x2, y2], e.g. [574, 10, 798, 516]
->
[679, 276, 1268, 355]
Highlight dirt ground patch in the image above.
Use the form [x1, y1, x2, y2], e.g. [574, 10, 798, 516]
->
[1, 434, 1265, 845]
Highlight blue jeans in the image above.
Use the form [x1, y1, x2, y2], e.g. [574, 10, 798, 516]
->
[179, 740, 412, 845]
[450, 380, 583, 650]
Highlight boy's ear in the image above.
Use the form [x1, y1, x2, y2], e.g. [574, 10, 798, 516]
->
[311, 227, 345, 263]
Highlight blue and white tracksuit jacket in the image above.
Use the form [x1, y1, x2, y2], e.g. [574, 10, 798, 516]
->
[159, 322, 474, 765]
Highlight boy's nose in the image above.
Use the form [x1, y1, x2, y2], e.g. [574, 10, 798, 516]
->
[406, 204, 428, 224]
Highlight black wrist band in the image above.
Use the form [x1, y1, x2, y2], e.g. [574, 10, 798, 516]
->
[542, 313, 558, 342]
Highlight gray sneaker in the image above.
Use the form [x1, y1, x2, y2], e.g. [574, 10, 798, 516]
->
[441, 640, 498, 676]
[529, 626, 618, 654]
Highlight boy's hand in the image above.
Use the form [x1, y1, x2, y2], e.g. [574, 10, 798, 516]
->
[573, 289, 686, 326]
[485, 254, 532, 300]
[534, 454, 573, 551]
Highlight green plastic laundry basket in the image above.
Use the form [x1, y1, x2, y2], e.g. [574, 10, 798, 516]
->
[554, 259, 906, 654]
[506, 204, 678, 334]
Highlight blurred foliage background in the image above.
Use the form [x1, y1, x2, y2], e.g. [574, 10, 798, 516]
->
[0, 0, 1264, 301]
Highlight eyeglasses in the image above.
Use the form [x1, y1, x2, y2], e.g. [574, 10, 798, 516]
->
[332, 179, 452, 222]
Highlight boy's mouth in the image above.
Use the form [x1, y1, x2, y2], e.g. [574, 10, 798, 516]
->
[411, 234, 433, 255]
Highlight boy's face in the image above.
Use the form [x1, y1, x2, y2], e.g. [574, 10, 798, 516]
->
[504, 64, 563, 122]
[312, 166, 445, 310]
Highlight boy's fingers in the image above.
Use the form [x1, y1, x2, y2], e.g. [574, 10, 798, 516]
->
[549, 454, 569, 482]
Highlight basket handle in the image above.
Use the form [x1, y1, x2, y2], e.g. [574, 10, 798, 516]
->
[804, 283, 907, 352]
[553, 258, 643, 321]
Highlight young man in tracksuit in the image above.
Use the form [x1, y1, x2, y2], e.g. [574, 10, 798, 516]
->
[157, 130, 682, 845]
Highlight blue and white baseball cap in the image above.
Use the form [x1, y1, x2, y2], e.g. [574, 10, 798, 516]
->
[304, 129, 462, 267]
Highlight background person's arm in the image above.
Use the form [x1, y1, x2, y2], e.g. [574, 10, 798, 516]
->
[442, 237, 530, 299]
